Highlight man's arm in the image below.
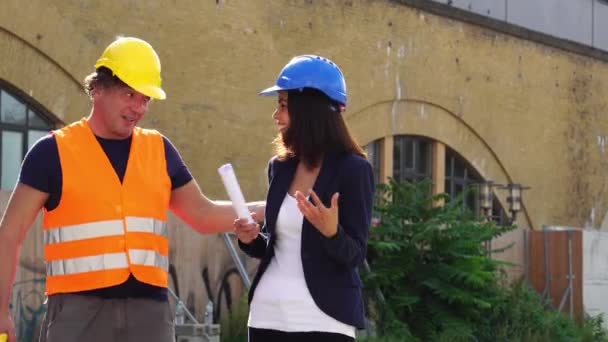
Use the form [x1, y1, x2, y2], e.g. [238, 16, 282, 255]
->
[0, 184, 49, 341]
[169, 179, 265, 234]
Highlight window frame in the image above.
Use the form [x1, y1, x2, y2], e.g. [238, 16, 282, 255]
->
[0, 81, 55, 189]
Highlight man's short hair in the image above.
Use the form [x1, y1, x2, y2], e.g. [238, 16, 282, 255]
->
[83, 67, 129, 97]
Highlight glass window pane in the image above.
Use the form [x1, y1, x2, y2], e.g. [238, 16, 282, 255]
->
[445, 156, 453, 178]
[28, 109, 51, 129]
[444, 147, 510, 222]
[393, 170, 401, 182]
[418, 141, 429, 175]
[466, 188, 476, 212]
[454, 157, 465, 178]
[393, 136, 434, 183]
[414, 141, 421, 172]
[2, 131, 23, 189]
[393, 138, 401, 176]
[1, 90, 26, 125]
[454, 183, 464, 196]
[404, 139, 414, 169]
[28, 130, 49, 150]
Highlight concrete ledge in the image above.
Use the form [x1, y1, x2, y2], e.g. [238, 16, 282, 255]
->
[391, 0, 608, 63]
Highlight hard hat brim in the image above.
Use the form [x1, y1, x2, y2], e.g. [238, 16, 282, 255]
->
[258, 85, 284, 97]
[133, 84, 166, 100]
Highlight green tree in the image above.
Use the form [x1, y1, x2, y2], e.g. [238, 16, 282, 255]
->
[361, 179, 607, 342]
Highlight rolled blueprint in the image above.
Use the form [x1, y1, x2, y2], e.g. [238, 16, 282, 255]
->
[218, 163, 254, 224]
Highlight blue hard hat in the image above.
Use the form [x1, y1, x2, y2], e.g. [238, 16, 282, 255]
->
[259, 55, 347, 105]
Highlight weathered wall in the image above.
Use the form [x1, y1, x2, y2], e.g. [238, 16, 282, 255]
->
[3, 0, 608, 229]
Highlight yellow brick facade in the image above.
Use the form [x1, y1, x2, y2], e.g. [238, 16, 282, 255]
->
[2, 0, 608, 231]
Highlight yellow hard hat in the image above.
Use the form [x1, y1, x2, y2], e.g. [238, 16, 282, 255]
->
[94, 37, 166, 100]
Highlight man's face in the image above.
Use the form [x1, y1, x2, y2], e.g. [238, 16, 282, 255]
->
[92, 85, 151, 139]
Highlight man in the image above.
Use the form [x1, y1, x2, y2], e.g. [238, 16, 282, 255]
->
[0, 36, 263, 342]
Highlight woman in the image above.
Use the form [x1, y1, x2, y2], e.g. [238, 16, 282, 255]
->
[235, 55, 375, 342]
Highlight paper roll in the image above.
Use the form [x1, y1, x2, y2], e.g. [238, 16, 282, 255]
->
[218, 163, 254, 224]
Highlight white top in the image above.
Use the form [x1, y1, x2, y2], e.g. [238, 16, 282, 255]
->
[248, 193, 356, 337]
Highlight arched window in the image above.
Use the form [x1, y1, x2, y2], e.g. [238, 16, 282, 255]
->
[0, 84, 54, 189]
[364, 135, 508, 224]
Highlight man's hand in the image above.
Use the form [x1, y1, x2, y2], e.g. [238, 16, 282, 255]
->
[295, 190, 339, 238]
[0, 313, 16, 342]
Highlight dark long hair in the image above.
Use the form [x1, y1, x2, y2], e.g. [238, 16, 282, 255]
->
[273, 88, 365, 168]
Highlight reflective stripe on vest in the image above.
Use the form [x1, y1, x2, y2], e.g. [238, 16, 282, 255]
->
[44, 217, 169, 276]
[47, 249, 169, 276]
[43, 220, 123, 244]
[129, 249, 169, 271]
[47, 252, 128, 276]
[124, 217, 168, 237]
[43, 217, 168, 244]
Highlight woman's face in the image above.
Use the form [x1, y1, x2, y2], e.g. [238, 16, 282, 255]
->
[272, 91, 289, 133]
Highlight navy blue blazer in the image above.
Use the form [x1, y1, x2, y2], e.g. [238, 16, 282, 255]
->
[239, 152, 375, 329]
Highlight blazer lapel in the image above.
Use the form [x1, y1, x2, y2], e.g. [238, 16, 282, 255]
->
[265, 157, 297, 234]
[311, 153, 340, 205]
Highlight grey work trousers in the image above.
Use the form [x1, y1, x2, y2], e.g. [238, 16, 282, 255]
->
[39, 294, 175, 342]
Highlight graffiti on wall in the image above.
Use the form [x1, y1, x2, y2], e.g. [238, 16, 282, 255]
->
[10, 277, 46, 342]
[168, 262, 247, 323]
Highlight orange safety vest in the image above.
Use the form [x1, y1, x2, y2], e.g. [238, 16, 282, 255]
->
[42, 119, 171, 295]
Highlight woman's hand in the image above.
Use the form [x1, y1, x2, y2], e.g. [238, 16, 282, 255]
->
[233, 213, 261, 244]
[295, 190, 339, 238]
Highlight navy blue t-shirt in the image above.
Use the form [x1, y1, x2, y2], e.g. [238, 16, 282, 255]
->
[19, 132, 193, 299]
